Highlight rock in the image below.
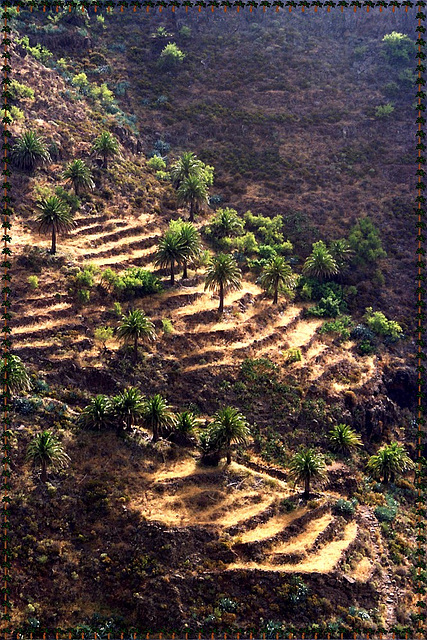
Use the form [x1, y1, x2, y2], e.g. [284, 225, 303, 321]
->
[382, 365, 418, 408]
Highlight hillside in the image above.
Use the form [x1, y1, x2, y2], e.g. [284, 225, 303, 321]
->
[7, 4, 420, 637]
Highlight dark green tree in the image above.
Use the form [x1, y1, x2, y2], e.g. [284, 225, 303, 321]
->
[288, 448, 328, 499]
[62, 158, 94, 195]
[92, 131, 119, 168]
[117, 309, 156, 362]
[204, 253, 242, 313]
[35, 195, 75, 254]
[142, 394, 177, 443]
[260, 256, 296, 304]
[26, 431, 70, 483]
[11, 130, 51, 172]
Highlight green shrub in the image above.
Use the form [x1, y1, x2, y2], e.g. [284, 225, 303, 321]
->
[94, 326, 114, 347]
[155, 170, 170, 181]
[10, 80, 34, 101]
[147, 155, 166, 171]
[306, 292, 345, 318]
[161, 318, 174, 334]
[1, 106, 25, 122]
[284, 347, 302, 363]
[319, 315, 353, 340]
[71, 72, 89, 91]
[115, 268, 163, 299]
[112, 301, 122, 316]
[332, 498, 358, 518]
[375, 103, 394, 118]
[382, 32, 417, 64]
[374, 496, 398, 522]
[27, 275, 39, 290]
[179, 26, 191, 38]
[158, 43, 185, 69]
[364, 307, 403, 340]
[358, 339, 376, 355]
[348, 217, 386, 267]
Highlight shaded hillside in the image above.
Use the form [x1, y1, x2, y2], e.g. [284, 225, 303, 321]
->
[7, 4, 420, 636]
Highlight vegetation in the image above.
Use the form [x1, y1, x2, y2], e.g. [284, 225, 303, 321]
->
[364, 307, 403, 340]
[62, 159, 95, 196]
[204, 253, 242, 313]
[177, 174, 209, 223]
[288, 448, 328, 498]
[117, 309, 156, 362]
[328, 424, 363, 455]
[260, 256, 296, 304]
[158, 43, 186, 69]
[26, 431, 70, 483]
[1, 355, 31, 396]
[11, 130, 51, 172]
[347, 218, 386, 268]
[366, 443, 415, 484]
[208, 406, 250, 465]
[111, 387, 145, 436]
[169, 220, 202, 279]
[77, 395, 114, 431]
[382, 31, 417, 63]
[302, 241, 339, 281]
[142, 394, 177, 442]
[92, 131, 119, 168]
[154, 229, 187, 285]
[35, 195, 75, 255]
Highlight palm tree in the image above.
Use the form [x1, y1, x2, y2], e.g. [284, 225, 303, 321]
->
[329, 424, 363, 455]
[62, 159, 95, 196]
[260, 256, 296, 304]
[111, 387, 145, 436]
[92, 131, 119, 168]
[303, 241, 339, 282]
[1, 355, 31, 396]
[142, 394, 177, 443]
[366, 442, 415, 484]
[77, 395, 114, 431]
[154, 230, 188, 285]
[116, 309, 156, 362]
[170, 151, 204, 189]
[11, 130, 51, 172]
[204, 253, 242, 313]
[329, 239, 354, 273]
[26, 431, 70, 483]
[288, 448, 328, 499]
[170, 410, 202, 446]
[174, 221, 201, 280]
[209, 406, 250, 464]
[177, 174, 209, 222]
[209, 207, 245, 239]
[35, 195, 75, 255]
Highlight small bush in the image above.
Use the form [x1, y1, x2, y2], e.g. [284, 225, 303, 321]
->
[285, 347, 302, 363]
[161, 318, 174, 334]
[94, 326, 114, 347]
[112, 301, 122, 316]
[374, 495, 398, 522]
[179, 26, 191, 38]
[147, 155, 166, 171]
[27, 275, 39, 290]
[1, 106, 25, 122]
[375, 103, 394, 118]
[333, 498, 358, 518]
[382, 32, 417, 64]
[10, 80, 35, 101]
[319, 315, 353, 340]
[158, 43, 185, 69]
[364, 307, 403, 340]
[114, 268, 163, 299]
[155, 170, 170, 181]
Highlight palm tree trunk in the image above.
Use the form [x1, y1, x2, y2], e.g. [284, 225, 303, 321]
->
[304, 476, 310, 498]
[152, 424, 159, 443]
[41, 460, 48, 483]
[273, 284, 278, 304]
[226, 449, 231, 465]
[189, 201, 194, 222]
[74, 181, 79, 196]
[170, 260, 175, 285]
[182, 259, 188, 280]
[219, 282, 224, 313]
[134, 336, 139, 362]
[51, 227, 57, 255]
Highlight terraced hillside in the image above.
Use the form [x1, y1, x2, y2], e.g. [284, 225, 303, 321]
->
[8, 5, 419, 636]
